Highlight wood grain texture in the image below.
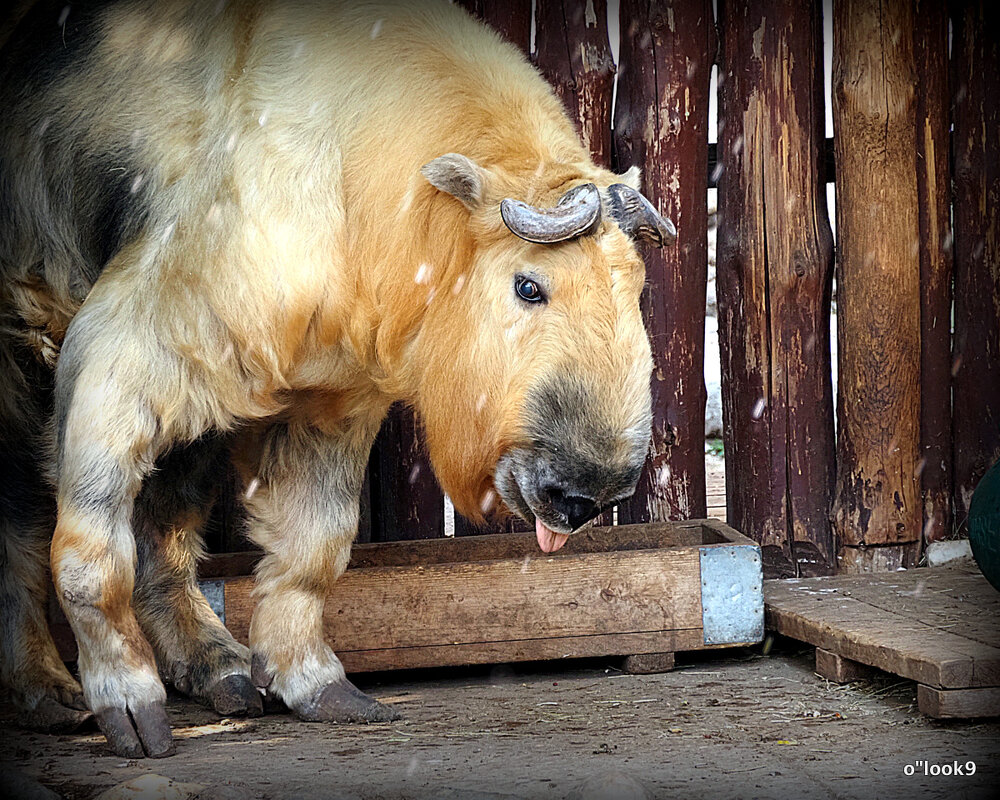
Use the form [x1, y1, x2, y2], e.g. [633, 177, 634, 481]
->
[831, 0, 921, 568]
[222, 546, 706, 671]
[534, 0, 616, 168]
[622, 651, 675, 674]
[917, 684, 1000, 720]
[815, 647, 875, 683]
[765, 563, 1000, 689]
[716, 0, 835, 578]
[914, 0, 953, 545]
[199, 520, 731, 576]
[456, 0, 532, 55]
[613, 0, 714, 526]
[951, 0, 1000, 532]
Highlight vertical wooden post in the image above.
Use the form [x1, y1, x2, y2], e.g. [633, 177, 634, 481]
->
[832, 0, 922, 571]
[534, 0, 616, 168]
[369, 404, 444, 542]
[914, 0, 953, 545]
[456, 0, 533, 54]
[614, 0, 714, 526]
[951, 0, 1000, 531]
[716, 0, 836, 577]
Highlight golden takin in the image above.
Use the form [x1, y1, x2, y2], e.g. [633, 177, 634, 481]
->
[0, 0, 674, 757]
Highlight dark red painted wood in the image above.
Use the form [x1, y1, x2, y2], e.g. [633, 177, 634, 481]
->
[951, 0, 1000, 533]
[717, 0, 835, 577]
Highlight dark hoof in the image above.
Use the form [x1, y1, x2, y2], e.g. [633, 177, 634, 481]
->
[95, 702, 175, 758]
[208, 674, 263, 718]
[295, 679, 401, 724]
[23, 696, 93, 734]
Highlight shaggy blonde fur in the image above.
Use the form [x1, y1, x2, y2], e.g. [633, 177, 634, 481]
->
[1, 0, 653, 754]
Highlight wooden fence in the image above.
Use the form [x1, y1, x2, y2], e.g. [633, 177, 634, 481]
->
[209, 0, 999, 579]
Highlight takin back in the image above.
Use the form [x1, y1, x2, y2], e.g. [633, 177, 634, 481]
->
[0, 0, 674, 757]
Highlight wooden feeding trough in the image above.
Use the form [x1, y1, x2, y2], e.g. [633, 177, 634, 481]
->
[191, 519, 763, 674]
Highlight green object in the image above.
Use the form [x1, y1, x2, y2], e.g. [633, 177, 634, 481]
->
[969, 457, 1000, 592]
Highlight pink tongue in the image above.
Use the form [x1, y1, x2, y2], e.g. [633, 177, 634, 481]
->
[535, 517, 569, 553]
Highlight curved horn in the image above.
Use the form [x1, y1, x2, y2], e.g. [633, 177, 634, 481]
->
[500, 183, 602, 244]
[605, 184, 677, 247]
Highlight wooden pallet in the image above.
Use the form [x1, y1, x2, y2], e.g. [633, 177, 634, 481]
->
[765, 561, 1000, 719]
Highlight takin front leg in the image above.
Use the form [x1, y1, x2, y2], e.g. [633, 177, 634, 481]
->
[50, 338, 176, 758]
[132, 438, 261, 719]
[245, 419, 399, 723]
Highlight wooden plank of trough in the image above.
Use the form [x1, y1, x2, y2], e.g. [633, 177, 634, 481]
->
[200, 520, 720, 577]
[338, 632, 700, 674]
[766, 575, 1000, 689]
[223, 547, 704, 655]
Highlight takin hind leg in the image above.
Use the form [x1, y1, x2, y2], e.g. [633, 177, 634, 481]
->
[242, 415, 399, 724]
[0, 345, 90, 732]
[132, 438, 261, 719]
[0, 458, 91, 732]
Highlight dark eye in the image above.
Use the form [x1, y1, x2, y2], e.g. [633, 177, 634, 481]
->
[515, 275, 546, 304]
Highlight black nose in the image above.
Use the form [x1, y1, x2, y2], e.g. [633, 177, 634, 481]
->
[543, 485, 600, 530]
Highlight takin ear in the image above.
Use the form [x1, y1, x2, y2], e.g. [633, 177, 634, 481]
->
[618, 165, 642, 192]
[421, 153, 487, 210]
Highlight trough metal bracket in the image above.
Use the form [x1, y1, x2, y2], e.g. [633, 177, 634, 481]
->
[699, 544, 764, 645]
[198, 579, 226, 624]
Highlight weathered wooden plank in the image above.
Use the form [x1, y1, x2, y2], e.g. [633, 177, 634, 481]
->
[199, 520, 727, 577]
[815, 648, 876, 683]
[819, 569, 1000, 652]
[716, 0, 835, 578]
[534, 0, 616, 168]
[223, 547, 705, 651]
[614, 0, 713, 525]
[766, 590, 975, 688]
[831, 0, 922, 569]
[455, 0, 532, 55]
[951, 0, 1000, 531]
[219, 548, 702, 680]
[339, 631, 700, 674]
[914, 0, 953, 545]
[622, 651, 675, 675]
[917, 684, 1000, 720]
[765, 572, 1000, 688]
[49, 521, 758, 666]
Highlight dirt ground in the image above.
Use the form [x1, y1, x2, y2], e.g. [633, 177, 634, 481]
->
[1, 638, 996, 800]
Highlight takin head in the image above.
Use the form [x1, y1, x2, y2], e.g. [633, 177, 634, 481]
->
[410, 153, 675, 552]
